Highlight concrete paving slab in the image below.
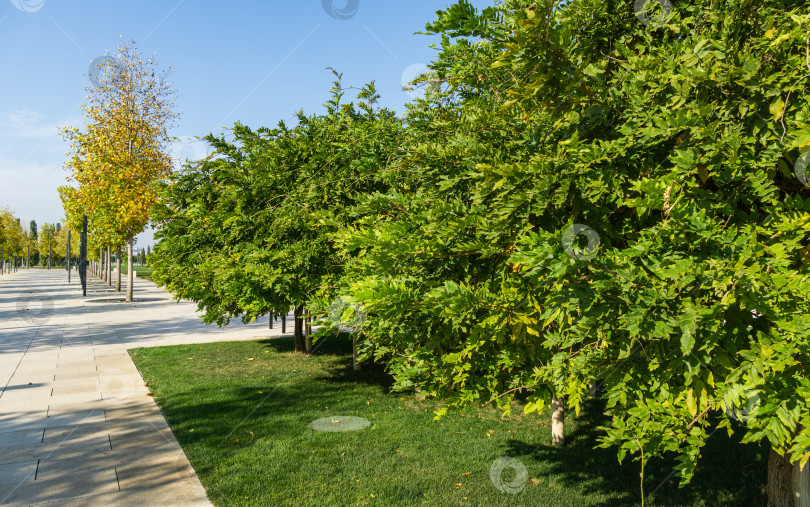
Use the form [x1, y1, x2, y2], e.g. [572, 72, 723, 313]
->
[0, 435, 111, 465]
[0, 270, 284, 506]
[51, 377, 100, 389]
[0, 468, 119, 506]
[0, 388, 53, 402]
[42, 409, 106, 429]
[0, 411, 49, 428]
[0, 399, 52, 413]
[56, 361, 99, 371]
[36, 447, 187, 481]
[43, 423, 108, 443]
[116, 457, 198, 491]
[0, 428, 43, 447]
[32, 482, 210, 507]
[0, 460, 37, 486]
[51, 384, 102, 396]
[53, 370, 100, 381]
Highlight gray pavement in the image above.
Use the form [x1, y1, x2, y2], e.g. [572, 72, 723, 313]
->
[0, 268, 288, 506]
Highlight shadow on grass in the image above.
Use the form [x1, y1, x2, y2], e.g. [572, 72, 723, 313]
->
[503, 401, 768, 506]
[256, 333, 395, 392]
[136, 335, 769, 506]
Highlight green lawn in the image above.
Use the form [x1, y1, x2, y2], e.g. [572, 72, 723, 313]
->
[131, 336, 768, 506]
[119, 264, 153, 280]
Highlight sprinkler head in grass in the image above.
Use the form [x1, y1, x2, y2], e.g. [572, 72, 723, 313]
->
[16, 291, 54, 325]
[309, 416, 371, 432]
[634, 0, 673, 27]
[10, 0, 45, 13]
[722, 388, 760, 423]
[489, 457, 528, 494]
[561, 224, 600, 261]
[321, 0, 358, 20]
[329, 297, 367, 333]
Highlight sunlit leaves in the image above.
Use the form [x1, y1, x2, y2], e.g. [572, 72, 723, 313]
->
[60, 40, 178, 254]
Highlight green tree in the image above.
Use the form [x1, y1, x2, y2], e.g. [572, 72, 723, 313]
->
[0, 209, 26, 272]
[151, 76, 400, 353]
[334, 0, 810, 503]
[61, 40, 178, 300]
[28, 219, 39, 265]
[39, 223, 58, 268]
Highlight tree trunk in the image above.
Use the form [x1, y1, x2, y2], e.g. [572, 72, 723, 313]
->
[551, 397, 565, 447]
[107, 247, 112, 286]
[305, 308, 313, 354]
[293, 304, 305, 352]
[352, 334, 361, 372]
[115, 246, 122, 292]
[769, 450, 795, 507]
[126, 238, 134, 302]
[768, 448, 810, 507]
[793, 459, 810, 507]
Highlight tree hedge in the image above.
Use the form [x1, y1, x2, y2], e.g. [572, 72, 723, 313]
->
[150, 1, 810, 503]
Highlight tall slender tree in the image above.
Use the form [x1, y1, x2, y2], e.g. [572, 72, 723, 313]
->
[61, 40, 178, 301]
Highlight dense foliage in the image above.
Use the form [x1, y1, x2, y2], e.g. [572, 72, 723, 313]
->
[0, 208, 27, 268]
[152, 75, 400, 351]
[60, 41, 177, 271]
[151, 0, 810, 496]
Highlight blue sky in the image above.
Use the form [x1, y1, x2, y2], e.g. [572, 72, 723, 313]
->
[0, 0, 492, 247]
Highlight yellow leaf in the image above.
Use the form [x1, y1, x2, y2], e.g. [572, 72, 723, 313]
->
[686, 388, 697, 417]
[543, 308, 561, 329]
[770, 97, 785, 120]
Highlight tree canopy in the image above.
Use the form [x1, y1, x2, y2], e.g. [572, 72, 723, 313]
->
[149, 0, 810, 498]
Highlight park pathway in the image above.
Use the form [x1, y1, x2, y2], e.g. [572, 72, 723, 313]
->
[0, 269, 284, 506]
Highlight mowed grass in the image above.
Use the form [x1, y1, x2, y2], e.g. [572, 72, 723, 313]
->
[131, 336, 768, 506]
[119, 264, 154, 280]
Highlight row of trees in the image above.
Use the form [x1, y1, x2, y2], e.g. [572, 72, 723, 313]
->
[59, 41, 177, 299]
[152, 72, 399, 355]
[150, 0, 809, 503]
[0, 211, 72, 271]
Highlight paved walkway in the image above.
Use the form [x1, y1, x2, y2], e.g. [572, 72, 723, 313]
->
[0, 269, 287, 506]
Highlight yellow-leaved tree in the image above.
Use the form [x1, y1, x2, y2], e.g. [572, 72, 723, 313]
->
[0, 208, 25, 273]
[61, 40, 178, 300]
[38, 223, 58, 268]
